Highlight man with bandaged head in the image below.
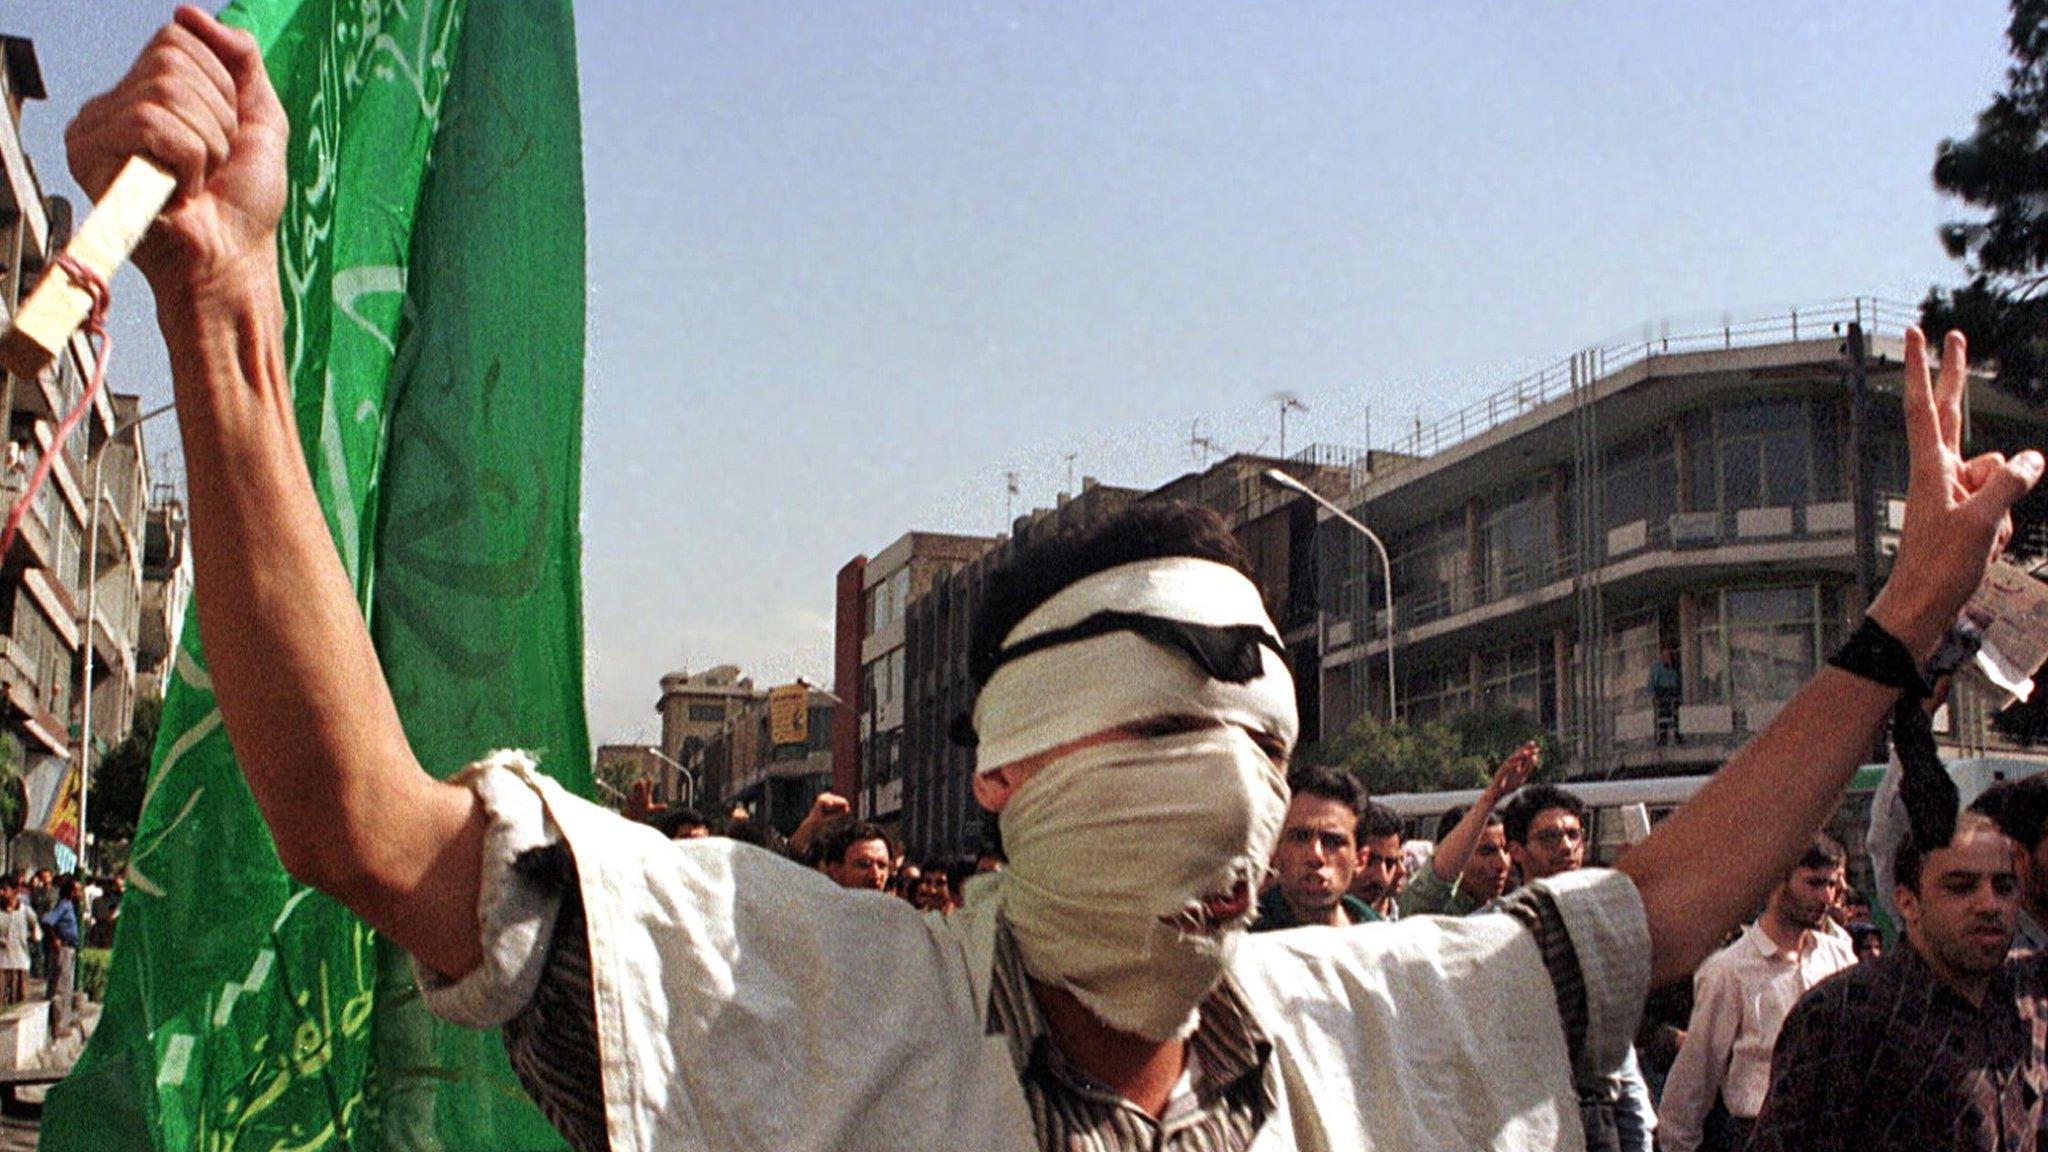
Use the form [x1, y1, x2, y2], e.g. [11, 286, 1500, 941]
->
[68, 10, 2048, 1150]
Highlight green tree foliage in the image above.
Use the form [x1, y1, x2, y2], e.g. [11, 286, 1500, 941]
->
[90, 695, 160, 846]
[0, 733, 23, 838]
[1307, 706, 1561, 796]
[1924, 0, 2048, 401]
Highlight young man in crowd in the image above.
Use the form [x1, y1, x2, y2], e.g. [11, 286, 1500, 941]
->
[70, 11, 2043, 1149]
[1502, 783, 1589, 882]
[1658, 835, 1855, 1152]
[1747, 814, 2043, 1151]
[1254, 766, 1380, 929]
[1968, 773, 2048, 953]
[815, 819, 894, 892]
[1398, 745, 1536, 916]
[1350, 800, 1407, 920]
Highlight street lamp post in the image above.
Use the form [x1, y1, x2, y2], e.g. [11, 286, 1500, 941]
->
[77, 400, 175, 873]
[643, 745, 699, 811]
[1260, 468, 1399, 723]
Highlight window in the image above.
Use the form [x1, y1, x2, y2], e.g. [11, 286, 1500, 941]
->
[687, 703, 726, 723]
[1604, 431, 1675, 535]
[1690, 585, 1835, 713]
[1602, 614, 1662, 717]
[1685, 400, 1822, 513]
[1394, 518, 1468, 625]
[1478, 485, 1556, 602]
[1405, 661, 1472, 724]
[1479, 641, 1545, 718]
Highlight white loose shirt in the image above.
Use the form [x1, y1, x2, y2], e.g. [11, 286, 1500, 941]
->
[0, 903, 33, 971]
[416, 753, 1652, 1152]
[1656, 920, 1858, 1152]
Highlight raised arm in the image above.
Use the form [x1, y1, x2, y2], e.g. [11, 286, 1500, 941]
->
[65, 7, 485, 978]
[1618, 326, 2042, 987]
[1430, 742, 1537, 882]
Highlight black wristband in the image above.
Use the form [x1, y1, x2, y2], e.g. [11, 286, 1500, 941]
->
[1828, 615, 1931, 698]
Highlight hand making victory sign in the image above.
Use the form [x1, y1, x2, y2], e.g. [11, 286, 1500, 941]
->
[1870, 329, 2043, 663]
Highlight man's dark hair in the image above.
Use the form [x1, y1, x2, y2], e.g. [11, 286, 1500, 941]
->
[1358, 800, 1403, 842]
[1500, 784, 1588, 846]
[816, 817, 891, 866]
[657, 806, 710, 838]
[1893, 811, 2000, 894]
[724, 820, 788, 857]
[1970, 774, 2048, 852]
[1434, 805, 1501, 843]
[969, 502, 1251, 687]
[1797, 833, 1846, 873]
[945, 855, 978, 894]
[1286, 766, 1367, 816]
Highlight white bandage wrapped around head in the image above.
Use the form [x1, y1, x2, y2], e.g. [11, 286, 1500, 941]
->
[971, 557, 1299, 773]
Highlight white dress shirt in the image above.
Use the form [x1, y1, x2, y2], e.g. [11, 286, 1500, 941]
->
[1657, 920, 1858, 1152]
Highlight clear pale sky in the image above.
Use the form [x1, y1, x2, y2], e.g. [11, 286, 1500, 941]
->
[6, 1, 2018, 748]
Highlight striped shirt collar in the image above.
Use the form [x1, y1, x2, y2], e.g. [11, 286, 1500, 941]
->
[985, 920, 1276, 1147]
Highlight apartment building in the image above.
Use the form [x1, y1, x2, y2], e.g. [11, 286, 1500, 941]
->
[0, 36, 156, 869]
[1313, 300, 2048, 779]
[833, 531, 994, 827]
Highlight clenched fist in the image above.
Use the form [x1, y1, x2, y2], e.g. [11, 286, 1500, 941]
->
[64, 5, 287, 299]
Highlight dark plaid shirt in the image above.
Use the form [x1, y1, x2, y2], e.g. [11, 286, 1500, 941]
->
[1747, 942, 2048, 1152]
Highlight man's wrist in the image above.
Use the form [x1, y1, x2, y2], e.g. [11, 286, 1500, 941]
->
[1865, 591, 1948, 667]
[148, 241, 282, 330]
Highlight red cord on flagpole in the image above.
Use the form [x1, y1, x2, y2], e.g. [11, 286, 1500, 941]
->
[0, 254, 114, 559]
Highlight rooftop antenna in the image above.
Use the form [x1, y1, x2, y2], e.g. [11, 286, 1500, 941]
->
[1062, 452, 1078, 495]
[1005, 470, 1020, 524]
[1272, 391, 1307, 458]
[1188, 420, 1222, 466]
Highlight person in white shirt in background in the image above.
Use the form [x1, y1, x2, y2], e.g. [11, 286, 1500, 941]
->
[0, 878, 37, 1005]
[1656, 834, 1856, 1152]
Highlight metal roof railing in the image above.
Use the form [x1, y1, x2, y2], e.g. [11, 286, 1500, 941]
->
[1369, 297, 1920, 485]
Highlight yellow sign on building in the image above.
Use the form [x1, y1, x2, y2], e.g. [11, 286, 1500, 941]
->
[769, 684, 810, 745]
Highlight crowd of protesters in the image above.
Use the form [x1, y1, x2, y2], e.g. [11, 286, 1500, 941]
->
[619, 742, 2026, 1152]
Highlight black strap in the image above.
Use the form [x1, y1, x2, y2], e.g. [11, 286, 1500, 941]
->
[1827, 616, 1931, 699]
[987, 610, 1285, 685]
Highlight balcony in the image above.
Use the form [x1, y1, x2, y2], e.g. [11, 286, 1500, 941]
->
[1325, 500, 1864, 665]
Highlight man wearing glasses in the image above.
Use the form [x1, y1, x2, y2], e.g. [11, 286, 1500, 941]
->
[1504, 783, 1655, 1152]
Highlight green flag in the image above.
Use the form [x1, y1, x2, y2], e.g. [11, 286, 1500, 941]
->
[44, 0, 590, 1147]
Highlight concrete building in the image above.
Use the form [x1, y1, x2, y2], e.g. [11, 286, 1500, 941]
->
[654, 664, 760, 802]
[136, 487, 192, 700]
[1312, 299, 2048, 779]
[835, 530, 995, 828]
[694, 682, 838, 836]
[0, 36, 159, 870]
